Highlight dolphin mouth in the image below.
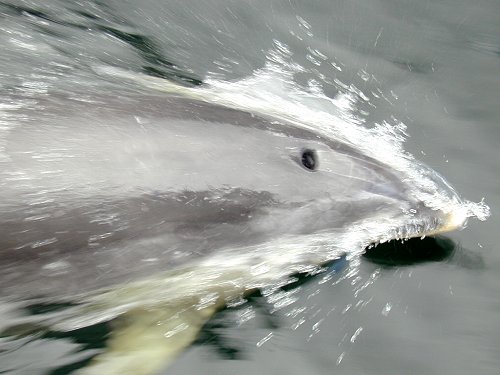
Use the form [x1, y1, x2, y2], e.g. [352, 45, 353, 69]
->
[401, 211, 466, 239]
[371, 204, 468, 247]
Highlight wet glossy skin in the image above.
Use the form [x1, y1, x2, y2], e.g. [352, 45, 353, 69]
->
[0, 93, 455, 299]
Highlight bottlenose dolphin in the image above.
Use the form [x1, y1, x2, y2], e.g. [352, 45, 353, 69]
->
[0, 90, 470, 374]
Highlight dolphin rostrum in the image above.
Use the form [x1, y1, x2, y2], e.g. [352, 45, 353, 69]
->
[0, 90, 477, 374]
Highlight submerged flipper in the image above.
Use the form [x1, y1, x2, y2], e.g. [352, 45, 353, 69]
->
[76, 303, 221, 375]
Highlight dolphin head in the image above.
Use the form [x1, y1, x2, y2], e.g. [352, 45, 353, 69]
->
[175, 111, 466, 247]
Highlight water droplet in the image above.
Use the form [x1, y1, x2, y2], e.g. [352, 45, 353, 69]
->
[336, 352, 345, 365]
[382, 303, 392, 316]
[256, 332, 273, 347]
[350, 327, 363, 343]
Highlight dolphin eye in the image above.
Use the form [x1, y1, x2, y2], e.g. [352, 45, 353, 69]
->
[301, 149, 318, 171]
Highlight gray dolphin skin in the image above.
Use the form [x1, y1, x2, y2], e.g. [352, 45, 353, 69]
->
[0, 91, 466, 374]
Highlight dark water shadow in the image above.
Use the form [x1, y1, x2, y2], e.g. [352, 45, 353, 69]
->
[362, 236, 485, 269]
[363, 236, 456, 266]
[44, 323, 109, 375]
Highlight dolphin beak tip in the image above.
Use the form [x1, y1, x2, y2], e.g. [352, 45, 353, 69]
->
[442, 209, 468, 233]
[430, 204, 469, 236]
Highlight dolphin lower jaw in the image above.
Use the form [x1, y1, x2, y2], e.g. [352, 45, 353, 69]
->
[365, 202, 468, 249]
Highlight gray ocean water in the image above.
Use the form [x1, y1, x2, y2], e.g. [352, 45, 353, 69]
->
[1, 0, 499, 374]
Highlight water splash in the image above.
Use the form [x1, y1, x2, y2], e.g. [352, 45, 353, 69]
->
[99, 38, 489, 227]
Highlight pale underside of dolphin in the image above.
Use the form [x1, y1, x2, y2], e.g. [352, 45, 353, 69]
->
[0, 90, 471, 374]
